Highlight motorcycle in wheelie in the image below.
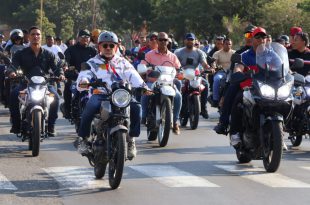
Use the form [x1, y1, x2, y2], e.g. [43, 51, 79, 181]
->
[179, 67, 205, 129]
[79, 79, 133, 189]
[231, 42, 295, 172]
[137, 62, 176, 147]
[17, 69, 58, 156]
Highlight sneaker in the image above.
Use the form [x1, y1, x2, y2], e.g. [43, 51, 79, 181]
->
[127, 137, 137, 160]
[172, 123, 180, 135]
[230, 133, 241, 147]
[201, 110, 209, 119]
[214, 122, 227, 135]
[77, 137, 90, 155]
[48, 126, 57, 137]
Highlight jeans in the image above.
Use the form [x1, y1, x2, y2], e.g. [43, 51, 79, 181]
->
[213, 70, 226, 101]
[64, 81, 72, 115]
[78, 94, 141, 138]
[10, 83, 60, 128]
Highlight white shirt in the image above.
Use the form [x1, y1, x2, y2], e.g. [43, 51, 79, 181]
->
[77, 54, 148, 94]
[57, 43, 67, 53]
[42, 44, 63, 58]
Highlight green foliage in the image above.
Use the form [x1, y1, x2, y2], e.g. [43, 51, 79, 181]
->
[222, 15, 244, 47]
[60, 15, 75, 40]
[35, 10, 56, 40]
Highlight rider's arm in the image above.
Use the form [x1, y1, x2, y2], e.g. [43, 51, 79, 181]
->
[6, 49, 21, 77]
[76, 61, 94, 91]
[198, 49, 211, 70]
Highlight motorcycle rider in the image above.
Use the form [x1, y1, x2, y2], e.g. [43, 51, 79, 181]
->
[62, 29, 97, 119]
[214, 27, 267, 147]
[141, 32, 182, 134]
[288, 27, 303, 52]
[77, 31, 151, 159]
[5, 29, 25, 58]
[211, 38, 235, 107]
[175, 33, 213, 119]
[288, 32, 310, 76]
[7, 26, 65, 135]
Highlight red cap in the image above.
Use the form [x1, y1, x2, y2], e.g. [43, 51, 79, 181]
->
[252, 27, 267, 37]
[290, 27, 302, 36]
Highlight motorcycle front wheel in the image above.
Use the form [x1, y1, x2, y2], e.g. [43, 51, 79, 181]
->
[189, 95, 200, 130]
[31, 110, 42, 157]
[158, 96, 172, 147]
[263, 121, 283, 173]
[108, 131, 126, 189]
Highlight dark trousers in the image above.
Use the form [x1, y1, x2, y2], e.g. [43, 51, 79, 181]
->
[64, 81, 72, 115]
[10, 83, 60, 128]
[219, 83, 240, 126]
[229, 90, 243, 135]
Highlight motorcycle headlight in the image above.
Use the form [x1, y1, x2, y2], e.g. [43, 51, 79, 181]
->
[30, 88, 45, 101]
[258, 81, 275, 99]
[277, 81, 293, 100]
[112, 89, 131, 108]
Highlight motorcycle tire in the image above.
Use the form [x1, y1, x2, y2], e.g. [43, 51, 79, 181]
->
[189, 95, 200, 130]
[108, 131, 126, 189]
[147, 130, 157, 141]
[31, 110, 41, 157]
[94, 162, 107, 179]
[263, 121, 283, 173]
[236, 149, 251, 163]
[158, 97, 172, 147]
[290, 135, 302, 147]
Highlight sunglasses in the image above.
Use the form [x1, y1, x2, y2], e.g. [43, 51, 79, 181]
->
[244, 33, 252, 39]
[158, 38, 168, 42]
[102, 43, 115, 49]
[254, 35, 267, 39]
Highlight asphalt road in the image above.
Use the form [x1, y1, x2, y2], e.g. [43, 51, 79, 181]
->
[1, 104, 310, 205]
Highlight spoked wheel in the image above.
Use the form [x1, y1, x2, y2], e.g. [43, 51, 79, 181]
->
[189, 95, 200, 130]
[31, 110, 42, 157]
[158, 97, 172, 147]
[263, 121, 283, 173]
[289, 135, 302, 147]
[108, 131, 126, 189]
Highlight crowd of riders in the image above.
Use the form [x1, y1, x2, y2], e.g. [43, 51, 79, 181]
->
[1, 23, 310, 162]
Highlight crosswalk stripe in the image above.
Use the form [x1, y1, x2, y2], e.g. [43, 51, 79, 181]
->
[43, 166, 109, 190]
[129, 165, 220, 187]
[0, 172, 17, 190]
[215, 165, 310, 188]
[301, 166, 310, 171]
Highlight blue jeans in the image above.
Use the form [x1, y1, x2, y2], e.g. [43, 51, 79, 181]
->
[213, 70, 226, 101]
[10, 83, 60, 128]
[78, 94, 141, 138]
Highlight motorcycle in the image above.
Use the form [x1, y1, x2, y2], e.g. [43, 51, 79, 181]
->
[285, 59, 310, 146]
[17, 69, 58, 157]
[137, 62, 176, 147]
[79, 79, 133, 189]
[231, 42, 295, 172]
[179, 68, 205, 129]
[0, 53, 12, 107]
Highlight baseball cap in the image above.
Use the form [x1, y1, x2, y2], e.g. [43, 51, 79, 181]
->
[55, 36, 62, 41]
[185, 33, 196, 40]
[147, 32, 158, 39]
[252, 27, 267, 37]
[290, 27, 302, 36]
[78, 29, 91, 37]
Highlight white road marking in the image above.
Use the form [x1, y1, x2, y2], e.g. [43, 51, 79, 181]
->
[43, 166, 109, 190]
[129, 165, 220, 187]
[0, 172, 18, 190]
[301, 166, 310, 171]
[215, 165, 310, 188]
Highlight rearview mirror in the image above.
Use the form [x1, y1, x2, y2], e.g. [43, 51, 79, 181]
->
[291, 58, 304, 70]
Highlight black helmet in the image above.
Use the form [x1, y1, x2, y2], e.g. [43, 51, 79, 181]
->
[10, 29, 24, 42]
[98, 31, 118, 44]
[279, 35, 289, 43]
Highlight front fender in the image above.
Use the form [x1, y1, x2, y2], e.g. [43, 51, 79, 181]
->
[30, 105, 44, 114]
[160, 85, 176, 97]
[109, 125, 128, 135]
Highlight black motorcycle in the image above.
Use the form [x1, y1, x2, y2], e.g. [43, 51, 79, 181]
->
[79, 79, 133, 189]
[231, 43, 296, 172]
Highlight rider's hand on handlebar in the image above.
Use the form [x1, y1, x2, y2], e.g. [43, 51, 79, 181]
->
[59, 74, 66, 81]
[143, 90, 154, 96]
[208, 68, 216, 74]
[9, 72, 17, 78]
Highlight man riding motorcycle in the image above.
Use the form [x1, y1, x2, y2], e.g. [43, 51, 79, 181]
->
[7, 26, 65, 136]
[175, 33, 213, 119]
[214, 27, 268, 146]
[77, 31, 151, 160]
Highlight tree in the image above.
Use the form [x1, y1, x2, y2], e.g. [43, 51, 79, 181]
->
[60, 15, 74, 41]
[35, 10, 56, 40]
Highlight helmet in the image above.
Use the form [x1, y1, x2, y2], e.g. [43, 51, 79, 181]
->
[91, 29, 101, 38]
[10, 29, 23, 42]
[280, 35, 289, 43]
[98, 31, 118, 44]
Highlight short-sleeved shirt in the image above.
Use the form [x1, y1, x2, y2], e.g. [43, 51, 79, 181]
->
[174, 47, 206, 68]
[144, 49, 181, 68]
[212, 49, 235, 71]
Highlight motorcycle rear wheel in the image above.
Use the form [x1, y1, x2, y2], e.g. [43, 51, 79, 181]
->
[158, 97, 172, 147]
[263, 121, 283, 173]
[289, 135, 302, 147]
[108, 131, 126, 189]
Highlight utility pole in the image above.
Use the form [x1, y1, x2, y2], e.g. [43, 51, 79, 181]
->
[40, 0, 43, 29]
